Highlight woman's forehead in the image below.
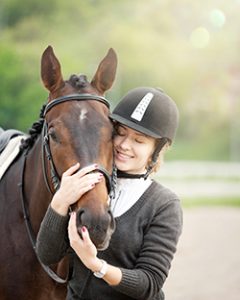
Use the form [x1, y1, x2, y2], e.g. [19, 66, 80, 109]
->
[118, 124, 151, 138]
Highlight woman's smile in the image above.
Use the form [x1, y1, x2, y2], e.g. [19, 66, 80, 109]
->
[115, 149, 133, 161]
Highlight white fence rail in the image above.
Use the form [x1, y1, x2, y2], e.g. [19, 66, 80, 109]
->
[155, 161, 240, 198]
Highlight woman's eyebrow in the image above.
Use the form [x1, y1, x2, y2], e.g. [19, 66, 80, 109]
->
[134, 131, 148, 137]
[136, 132, 146, 138]
[119, 124, 148, 138]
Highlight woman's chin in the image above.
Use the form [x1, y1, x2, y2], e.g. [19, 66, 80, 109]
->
[115, 162, 128, 171]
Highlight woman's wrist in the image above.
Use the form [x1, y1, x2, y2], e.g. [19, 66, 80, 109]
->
[51, 194, 69, 216]
[88, 257, 103, 273]
[88, 258, 122, 285]
[92, 260, 108, 279]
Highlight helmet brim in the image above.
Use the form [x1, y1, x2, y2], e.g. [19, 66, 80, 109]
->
[110, 114, 162, 139]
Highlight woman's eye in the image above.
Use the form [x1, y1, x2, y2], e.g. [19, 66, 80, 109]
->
[118, 132, 125, 136]
[116, 129, 125, 136]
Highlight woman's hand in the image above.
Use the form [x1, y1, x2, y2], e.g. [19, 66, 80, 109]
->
[68, 212, 123, 285]
[51, 163, 103, 215]
[68, 211, 102, 272]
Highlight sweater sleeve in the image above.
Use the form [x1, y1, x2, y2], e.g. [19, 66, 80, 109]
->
[112, 198, 183, 300]
[36, 205, 70, 265]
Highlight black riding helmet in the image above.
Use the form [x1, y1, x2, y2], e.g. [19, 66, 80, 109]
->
[110, 87, 179, 143]
[110, 87, 179, 179]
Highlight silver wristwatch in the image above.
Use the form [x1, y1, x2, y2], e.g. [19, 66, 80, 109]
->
[93, 260, 108, 278]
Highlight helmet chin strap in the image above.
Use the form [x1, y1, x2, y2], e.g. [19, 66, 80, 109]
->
[117, 138, 168, 180]
[117, 170, 145, 179]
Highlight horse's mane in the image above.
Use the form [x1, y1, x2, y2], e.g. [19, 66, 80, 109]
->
[68, 74, 88, 88]
[20, 104, 46, 152]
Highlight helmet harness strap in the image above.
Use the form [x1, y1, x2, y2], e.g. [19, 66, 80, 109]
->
[143, 137, 168, 179]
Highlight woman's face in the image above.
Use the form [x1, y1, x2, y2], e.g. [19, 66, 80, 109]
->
[113, 124, 156, 174]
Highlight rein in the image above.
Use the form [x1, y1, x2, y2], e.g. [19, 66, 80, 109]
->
[19, 153, 67, 283]
[20, 93, 116, 284]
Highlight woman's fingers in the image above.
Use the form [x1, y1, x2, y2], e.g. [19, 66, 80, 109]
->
[58, 172, 103, 206]
[76, 174, 103, 199]
[62, 162, 99, 177]
[69, 216, 94, 249]
[68, 213, 91, 247]
[81, 172, 103, 182]
[73, 173, 103, 191]
[68, 212, 98, 266]
[81, 226, 91, 243]
[68, 212, 81, 244]
[62, 163, 103, 184]
[75, 182, 96, 198]
[58, 164, 104, 206]
[74, 164, 99, 178]
[62, 162, 80, 177]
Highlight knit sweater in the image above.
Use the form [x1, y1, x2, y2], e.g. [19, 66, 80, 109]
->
[36, 180, 183, 300]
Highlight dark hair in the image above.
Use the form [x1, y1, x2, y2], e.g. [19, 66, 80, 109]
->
[68, 74, 88, 89]
[20, 104, 46, 152]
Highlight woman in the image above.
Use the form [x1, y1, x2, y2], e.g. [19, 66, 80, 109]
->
[36, 87, 183, 300]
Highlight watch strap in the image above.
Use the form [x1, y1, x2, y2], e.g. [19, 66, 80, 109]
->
[93, 259, 108, 278]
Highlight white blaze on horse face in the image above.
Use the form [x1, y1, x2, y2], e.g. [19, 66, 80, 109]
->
[79, 108, 88, 122]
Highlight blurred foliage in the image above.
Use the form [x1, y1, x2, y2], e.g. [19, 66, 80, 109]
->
[0, 45, 47, 130]
[1, 0, 57, 27]
[182, 197, 240, 207]
[0, 0, 240, 160]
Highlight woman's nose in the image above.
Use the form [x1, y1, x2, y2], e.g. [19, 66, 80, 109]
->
[118, 136, 131, 150]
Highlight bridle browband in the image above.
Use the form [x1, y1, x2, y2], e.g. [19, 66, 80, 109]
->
[19, 93, 116, 284]
[43, 93, 110, 116]
[42, 93, 114, 195]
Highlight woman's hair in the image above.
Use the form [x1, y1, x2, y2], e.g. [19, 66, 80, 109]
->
[148, 140, 170, 175]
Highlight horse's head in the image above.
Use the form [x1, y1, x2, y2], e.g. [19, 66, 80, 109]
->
[41, 46, 117, 250]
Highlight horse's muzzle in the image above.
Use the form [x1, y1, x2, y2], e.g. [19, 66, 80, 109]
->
[76, 208, 115, 251]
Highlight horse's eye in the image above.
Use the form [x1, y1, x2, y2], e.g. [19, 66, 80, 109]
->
[48, 128, 58, 142]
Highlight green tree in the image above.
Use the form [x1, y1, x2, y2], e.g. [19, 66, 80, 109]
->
[1, 0, 57, 28]
[0, 45, 46, 130]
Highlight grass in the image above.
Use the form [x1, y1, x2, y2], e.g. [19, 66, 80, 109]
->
[182, 197, 240, 207]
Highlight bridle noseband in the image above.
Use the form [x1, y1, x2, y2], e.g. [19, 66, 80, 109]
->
[42, 93, 115, 196]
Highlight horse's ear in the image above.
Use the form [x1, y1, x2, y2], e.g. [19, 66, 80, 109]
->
[91, 48, 117, 94]
[41, 46, 64, 93]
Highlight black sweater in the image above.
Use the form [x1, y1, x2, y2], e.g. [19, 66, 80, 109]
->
[36, 180, 183, 300]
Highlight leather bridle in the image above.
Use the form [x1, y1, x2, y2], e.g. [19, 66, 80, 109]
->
[41, 93, 115, 195]
[19, 93, 117, 284]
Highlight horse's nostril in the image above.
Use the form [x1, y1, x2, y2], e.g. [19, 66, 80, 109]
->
[77, 209, 85, 225]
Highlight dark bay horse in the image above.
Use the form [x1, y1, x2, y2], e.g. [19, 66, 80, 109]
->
[0, 46, 117, 300]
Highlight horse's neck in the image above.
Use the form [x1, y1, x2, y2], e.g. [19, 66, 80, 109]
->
[24, 136, 52, 233]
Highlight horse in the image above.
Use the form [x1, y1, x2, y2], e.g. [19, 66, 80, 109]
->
[0, 45, 117, 300]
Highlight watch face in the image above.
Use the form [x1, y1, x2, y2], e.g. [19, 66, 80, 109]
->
[93, 260, 107, 278]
